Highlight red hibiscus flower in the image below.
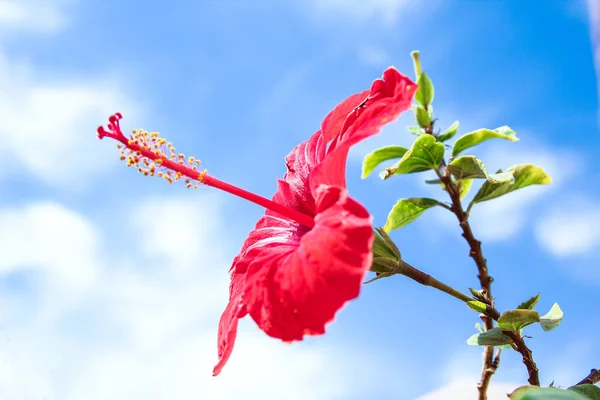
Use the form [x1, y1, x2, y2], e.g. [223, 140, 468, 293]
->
[97, 67, 416, 376]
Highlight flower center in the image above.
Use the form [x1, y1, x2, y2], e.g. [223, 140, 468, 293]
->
[97, 113, 316, 229]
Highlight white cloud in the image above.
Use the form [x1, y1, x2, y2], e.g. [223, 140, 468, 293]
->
[535, 196, 600, 257]
[589, 0, 600, 43]
[0, 195, 371, 399]
[356, 45, 391, 68]
[470, 185, 545, 242]
[590, 0, 600, 21]
[416, 350, 522, 400]
[131, 196, 225, 268]
[468, 140, 578, 242]
[417, 338, 599, 400]
[417, 379, 517, 400]
[0, 0, 71, 33]
[310, 0, 410, 25]
[63, 332, 350, 400]
[305, 0, 439, 27]
[0, 201, 99, 289]
[0, 55, 141, 188]
[0, 0, 141, 190]
[543, 340, 597, 388]
[587, 0, 600, 128]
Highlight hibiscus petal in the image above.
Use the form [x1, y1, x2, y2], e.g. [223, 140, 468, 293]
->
[241, 185, 373, 341]
[275, 135, 323, 216]
[212, 271, 247, 376]
[320, 91, 370, 144]
[277, 68, 416, 212]
[212, 210, 307, 376]
[312, 67, 417, 191]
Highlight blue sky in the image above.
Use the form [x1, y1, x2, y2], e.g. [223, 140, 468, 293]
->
[0, 0, 598, 399]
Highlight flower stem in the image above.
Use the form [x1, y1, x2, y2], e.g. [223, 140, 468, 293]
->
[202, 175, 315, 229]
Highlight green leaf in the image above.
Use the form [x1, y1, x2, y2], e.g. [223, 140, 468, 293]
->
[427, 104, 434, 118]
[467, 328, 513, 346]
[380, 135, 445, 179]
[473, 323, 512, 349]
[371, 231, 398, 261]
[361, 146, 409, 179]
[540, 303, 563, 332]
[510, 385, 600, 400]
[408, 125, 424, 136]
[510, 387, 581, 400]
[370, 228, 402, 276]
[383, 198, 443, 233]
[414, 104, 431, 127]
[517, 293, 541, 310]
[437, 120, 459, 142]
[471, 164, 552, 204]
[459, 179, 473, 199]
[497, 309, 540, 331]
[448, 156, 514, 183]
[469, 287, 484, 299]
[425, 176, 470, 194]
[414, 72, 434, 107]
[568, 385, 600, 400]
[467, 300, 488, 313]
[452, 126, 519, 157]
[363, 271, 395, 284]
[370, 257, 398, 274]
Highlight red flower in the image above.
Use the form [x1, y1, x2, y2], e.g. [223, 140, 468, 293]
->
[97, 67, 416, 376]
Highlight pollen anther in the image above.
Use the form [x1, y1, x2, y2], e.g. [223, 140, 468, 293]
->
[99, 114, 205, 187]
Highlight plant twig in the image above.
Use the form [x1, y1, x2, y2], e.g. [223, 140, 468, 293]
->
[492, 349, 501, 370]
[395, 260, 474, 304]
[370, 228, 476, 305]
[438, 171, 498, 399]
[576, 368, 600, 386]
[478, 346, 496, 398]
[505, 331, 540, 386]
[438, 170, 540, 396]
[479, 348, 502, 382]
